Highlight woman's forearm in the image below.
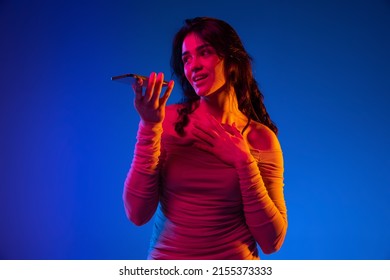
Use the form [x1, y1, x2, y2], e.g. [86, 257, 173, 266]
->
[237, 153, 287, 254]
[123, 121, 163, 226]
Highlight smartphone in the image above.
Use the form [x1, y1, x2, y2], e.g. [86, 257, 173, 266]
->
[111, 73, 169, 87]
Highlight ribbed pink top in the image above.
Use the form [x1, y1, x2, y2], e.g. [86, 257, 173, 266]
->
[123, 105, 287, 259]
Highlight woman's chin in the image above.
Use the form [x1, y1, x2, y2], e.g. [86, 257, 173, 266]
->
[194, 87, 210, 97]
[195, 84, 226, 97]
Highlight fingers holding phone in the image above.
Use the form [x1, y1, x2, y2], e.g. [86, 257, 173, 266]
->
[133, 72, 174, 124]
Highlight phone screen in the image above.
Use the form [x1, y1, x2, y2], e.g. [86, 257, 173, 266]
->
[111, 73, 168, 87]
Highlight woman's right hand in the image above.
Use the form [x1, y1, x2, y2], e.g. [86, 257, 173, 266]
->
[132, 72, 174, 124]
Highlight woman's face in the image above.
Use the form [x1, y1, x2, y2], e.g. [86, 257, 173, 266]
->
[182, 33, 225, 97]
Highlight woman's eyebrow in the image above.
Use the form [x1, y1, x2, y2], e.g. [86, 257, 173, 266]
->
[182, 43, 212, 56]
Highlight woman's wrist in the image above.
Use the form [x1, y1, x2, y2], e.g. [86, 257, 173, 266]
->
[235, 153, 256, 169]
[140, 119, 163, 129]
[137, 120, 163, 146]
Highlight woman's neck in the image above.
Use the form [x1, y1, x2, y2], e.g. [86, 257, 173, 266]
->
[197, 86, 245, 124]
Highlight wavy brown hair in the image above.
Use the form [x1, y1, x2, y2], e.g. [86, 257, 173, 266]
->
[171, 17, 278, 136]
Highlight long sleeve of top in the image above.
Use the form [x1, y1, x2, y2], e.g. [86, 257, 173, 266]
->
[237, 150, 287, 254]
[123, 122, 163, 226]
[123, 119, 287, 260]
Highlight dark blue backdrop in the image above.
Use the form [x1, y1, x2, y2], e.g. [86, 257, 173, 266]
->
[1, 0, 389, 260]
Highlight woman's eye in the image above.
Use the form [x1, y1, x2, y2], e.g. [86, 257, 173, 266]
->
[200, 47, 214, 57]
[201, 50, 209, 56]
[182, 56, 190, 64]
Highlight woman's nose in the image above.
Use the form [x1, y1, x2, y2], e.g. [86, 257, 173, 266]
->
[190, 56, 202, 72]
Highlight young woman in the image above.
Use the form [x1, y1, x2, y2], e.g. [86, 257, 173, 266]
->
[123, 17, 287, 259]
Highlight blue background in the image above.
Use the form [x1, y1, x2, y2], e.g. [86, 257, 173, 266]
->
[1, 0, 389, 260]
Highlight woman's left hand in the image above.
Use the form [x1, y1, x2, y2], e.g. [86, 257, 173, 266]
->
[191, 115, 254, 167]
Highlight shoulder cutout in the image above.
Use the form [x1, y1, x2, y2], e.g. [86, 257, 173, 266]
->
[246, 122, 281, 151]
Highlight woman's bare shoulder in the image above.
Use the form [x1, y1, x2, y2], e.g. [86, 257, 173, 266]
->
[246, 121, 281, 151]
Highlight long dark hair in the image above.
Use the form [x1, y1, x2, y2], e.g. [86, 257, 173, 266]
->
[171, 17, 278, 136]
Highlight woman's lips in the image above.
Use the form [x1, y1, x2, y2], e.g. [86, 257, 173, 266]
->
[192, 74, 207, 82]
[192, 74, 208, 87]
